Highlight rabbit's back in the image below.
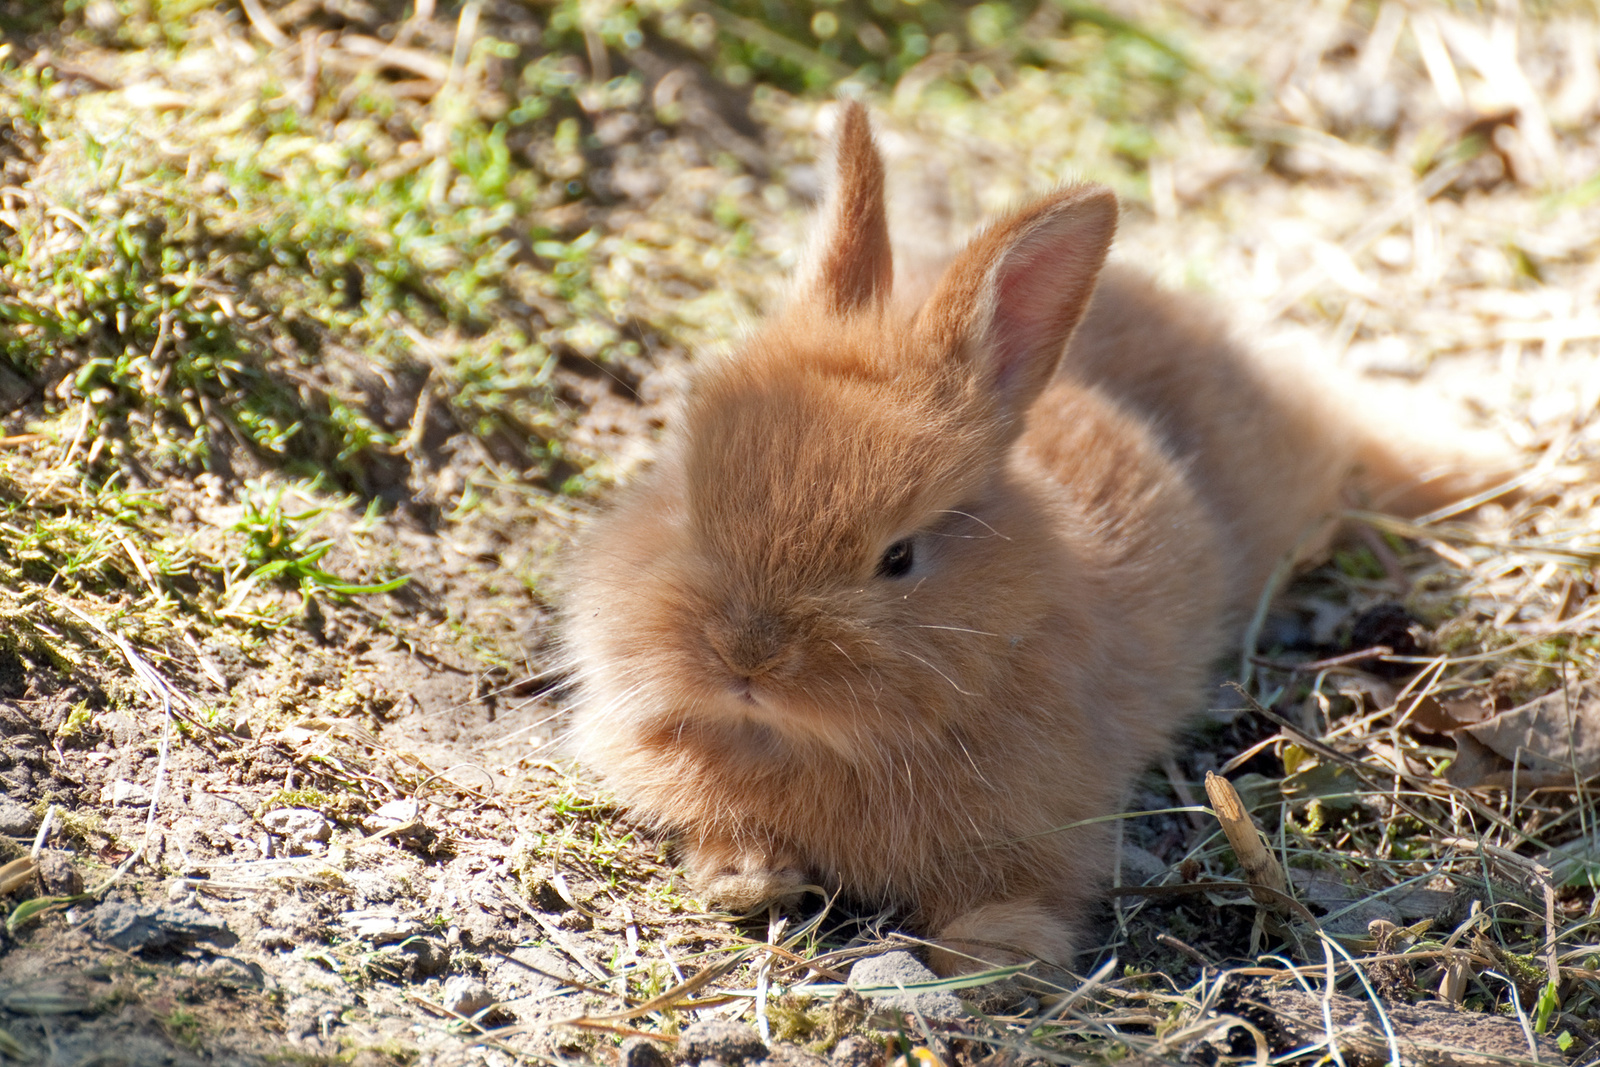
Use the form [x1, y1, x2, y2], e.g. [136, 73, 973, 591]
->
[1056, 266, 1351, 613]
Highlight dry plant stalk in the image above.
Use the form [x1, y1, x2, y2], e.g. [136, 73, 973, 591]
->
[1204, 771, 1291, 913]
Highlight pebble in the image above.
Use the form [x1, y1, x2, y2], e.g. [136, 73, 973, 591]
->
[441, 976, 493, 1018]
[847, 951, 965, 1022]
[0, 796, 34, 836]
[106, 779, 152, 807]
[339, 909, 426, 943]
[675, 1020, 767, 1065]
[261, 808, 333, 854]
[93, 900, 230, 951]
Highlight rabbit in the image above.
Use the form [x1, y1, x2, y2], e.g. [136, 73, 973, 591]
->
[559, 102, 1511, 976]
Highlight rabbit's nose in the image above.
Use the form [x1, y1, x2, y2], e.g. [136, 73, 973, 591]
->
[706, 607, 792, 679]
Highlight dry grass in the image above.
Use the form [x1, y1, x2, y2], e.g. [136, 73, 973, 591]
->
[496, 1, 1600, 1063]
[0, 0, 1597, 1064]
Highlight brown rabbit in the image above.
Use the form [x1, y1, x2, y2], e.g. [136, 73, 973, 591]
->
[561, 103, 1504, 974]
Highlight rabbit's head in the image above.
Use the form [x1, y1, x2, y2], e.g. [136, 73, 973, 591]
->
[564, 103, 1118, 762]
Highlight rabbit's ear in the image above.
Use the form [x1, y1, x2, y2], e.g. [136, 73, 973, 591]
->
[810, 102, 893, 314]
[914, 185, 1117, 416]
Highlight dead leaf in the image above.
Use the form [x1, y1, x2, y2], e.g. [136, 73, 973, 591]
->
[1407, 692, 1494, 734]
[1247, 988, 1564, 1066]
[1291, 869, 1454, 935]
[1445, 683, 1600, 789]
[0, 856, 36, 896]
[1280, 758, 1364, 813]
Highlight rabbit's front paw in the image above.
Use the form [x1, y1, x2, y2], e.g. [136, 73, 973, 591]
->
[928, 899, 1077, 977]
[690, 843, 810, 913]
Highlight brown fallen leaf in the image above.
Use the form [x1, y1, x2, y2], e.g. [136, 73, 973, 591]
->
[1244, 987, 1564, 1067]
[1445, 683, 1600, 790]
[0, 856, 37, 897]
[1290, 868, 1455, 934]
[1406, 691, 1494, 734]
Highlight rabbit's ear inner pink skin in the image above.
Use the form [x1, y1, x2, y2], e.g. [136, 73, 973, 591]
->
[913, 185, 1119, 422]
[810, 101, 893, 314]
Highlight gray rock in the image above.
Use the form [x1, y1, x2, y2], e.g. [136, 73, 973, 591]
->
[441, 976, 493, 1018]
[830, 1035, 883, 1067]
[619, 1035, 671, 1067]
[93, 901, 231, 951]
[261, 808, 332, 854]
[675, 1020, 767, 1065]
[106, 778, 151, 806]
[200, 955, 266, 987]
[764, 1046, 829, 1067]
[0, 796, 34, 836]
[34, 850, 81, 895]
[339, 909, 426, 943]
[1117, 843, 1168, 886]
[847, 951, 964, 1021]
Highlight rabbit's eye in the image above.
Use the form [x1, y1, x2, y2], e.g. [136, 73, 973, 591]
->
[877, 539, 914, 578]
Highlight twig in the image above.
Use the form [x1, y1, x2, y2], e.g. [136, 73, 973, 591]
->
[1204, 772, 1292, 913]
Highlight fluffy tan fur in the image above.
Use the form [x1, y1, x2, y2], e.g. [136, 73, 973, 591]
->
[560, 103, 1503, 975]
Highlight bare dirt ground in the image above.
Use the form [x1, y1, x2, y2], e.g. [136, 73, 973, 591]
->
[1, 1, 1598, 1065]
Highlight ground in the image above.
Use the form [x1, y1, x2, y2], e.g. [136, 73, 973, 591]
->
[0, 1, 1598, 1065]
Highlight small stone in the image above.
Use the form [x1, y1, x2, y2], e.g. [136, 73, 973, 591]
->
[441, 976, 493, 1018]
[34, 850, 82, 895]
[0, 797, 34, 836]
[847, 951, 964, 1022]
[831, 1035, 883, 1067]
[340, 909, 425, 943]
[94, 901, 230, 951]
[201, 955, 265, 986]
[1117, 843, 1167, 886]
[675, 1020, 767, 1065]
[619, 1037, 670, 1067]
[262, 808, 332, 854]
[556, 909, 593, 932]
[107, 779, 151, 806]
[360, 799, 427, 840]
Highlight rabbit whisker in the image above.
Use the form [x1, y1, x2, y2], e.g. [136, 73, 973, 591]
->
[900, 650, 977, 697]
[935, 509, 1010, 539]
[951, 730, 992, 787]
